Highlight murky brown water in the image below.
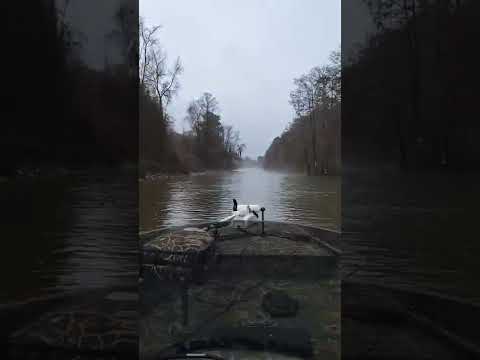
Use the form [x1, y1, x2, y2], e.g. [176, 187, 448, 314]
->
[139, 168, 341, 358]
[0, 171, 138, 303]
[3, 165, 477, 307]
[342, 166, 480, 302]
[140, 167, 341, 233]
[140, 165, 480, 302]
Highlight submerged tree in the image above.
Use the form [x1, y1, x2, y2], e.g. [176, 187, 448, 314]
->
[343, 0, 474, 170]
[282, 50, 341, 175]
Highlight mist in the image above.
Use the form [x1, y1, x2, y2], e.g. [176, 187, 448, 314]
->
[140, 0, 340, 158]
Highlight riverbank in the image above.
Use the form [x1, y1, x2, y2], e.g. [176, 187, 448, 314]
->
[140, 168, 245, 182]
[1, 162, 138, 180]
[139, 158, 249, 182]
[262, 164, 342, 176]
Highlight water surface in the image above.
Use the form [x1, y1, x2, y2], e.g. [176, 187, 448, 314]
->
[0, 172, 138, 303]
[140, 167, 341, 233]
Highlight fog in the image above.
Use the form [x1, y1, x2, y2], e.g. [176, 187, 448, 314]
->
[140, 0, 340, 158]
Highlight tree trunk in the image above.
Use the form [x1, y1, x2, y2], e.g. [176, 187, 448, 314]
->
[396, 109, 408, 170]
[409, 0, 421, 137]
[310, 111, 317, 175]
[403, 0, 421, 165]
[436, 0, 450, 167]
[304, 147, 310, 175]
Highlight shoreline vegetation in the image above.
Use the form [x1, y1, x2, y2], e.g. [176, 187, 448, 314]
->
[7, 1, 478, 179]
[3, 2, 138, 178]
[342, 0, 480, 172]
[139, 159, 262, 181]
[139, 20, 247, 178]
[263, 50, 341, 176]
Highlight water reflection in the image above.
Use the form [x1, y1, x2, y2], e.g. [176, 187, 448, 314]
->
[1, 173, 138, 303]
[53, 177, 138, 293]
[139, 168, 340, 233]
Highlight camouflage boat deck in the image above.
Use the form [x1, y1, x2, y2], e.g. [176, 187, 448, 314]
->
[214, 223, 339, 280]
[140, 221, 341, 360]
[4, 287, 137, 360]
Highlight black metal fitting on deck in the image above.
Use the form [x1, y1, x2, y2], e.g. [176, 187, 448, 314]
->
[261, 207, 265, 235]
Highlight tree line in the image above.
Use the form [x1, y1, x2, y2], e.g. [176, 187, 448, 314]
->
[263, 50, 341, 175]
[343, 0, 480, 171]
[2, 2, 244, 177]
[139, 20, 245, 176]
[2, 1, 138, 176]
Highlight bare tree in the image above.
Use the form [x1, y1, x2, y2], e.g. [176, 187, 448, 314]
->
[289, 69, 320, 174]
[197, 92, 220, 119]
[232, 130, 241, 153]
[140, 20, 183, 119]
[185, 100, 202, 136]
[363, 0, 422, 169]
[182, 92, 245, 168]
[150, 49, 183, 110]
[290, 61, 340, 116]
[237, 143, 246, 158]
[139, 18, 161, 85]
[283, 50, 341, 175]
[223, 125, 234, 153]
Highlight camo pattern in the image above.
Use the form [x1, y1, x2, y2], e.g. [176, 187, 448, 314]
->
[144, 264, 193, 282]
[141, 278, 341, 360]
[143, 228, 214, 266]
[10, 310, 137, 353]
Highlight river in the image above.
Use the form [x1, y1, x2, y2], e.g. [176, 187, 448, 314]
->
[141, 165, 480, 303]
[140, 167, 341, 233]
[2, 165, 478, 305]
[0, 170, 138, 304]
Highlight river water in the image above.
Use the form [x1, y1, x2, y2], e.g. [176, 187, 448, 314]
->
[2, 166, 478, 305]
[0, 171, 138, 304]
[140, 167, 341, 233]
[141, 166, 480, 303]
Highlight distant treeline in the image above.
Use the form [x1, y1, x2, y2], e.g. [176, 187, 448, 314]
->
[2, 1, 244, 177]
[139, 21, 245, 177]
[343, 0, 480, 171]
[2, 1, 138, 176]
[263, 51, 341, 175]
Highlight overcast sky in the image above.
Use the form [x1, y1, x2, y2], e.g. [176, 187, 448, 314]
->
[61, 1, 373, 159]
[140, 0, 340, 158]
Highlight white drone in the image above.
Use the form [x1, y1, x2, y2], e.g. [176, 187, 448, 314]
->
[214, 199, 265, 230]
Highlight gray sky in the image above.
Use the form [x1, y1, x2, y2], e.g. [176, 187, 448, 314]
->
[60, 1, 373, 159]
[140, 0, 340, 159]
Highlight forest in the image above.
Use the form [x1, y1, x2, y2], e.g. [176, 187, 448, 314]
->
[263, 50, 341, 175]
[2, 0, 138, 176]
[6, 0, 477, 177]
[343, 0, 480, 171]
[2, 1, 244, 178]
[139, 20, 245, 177]
[265, 0, 480, 175]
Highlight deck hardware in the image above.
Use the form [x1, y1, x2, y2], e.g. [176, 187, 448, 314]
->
[261, 207, 266, 235]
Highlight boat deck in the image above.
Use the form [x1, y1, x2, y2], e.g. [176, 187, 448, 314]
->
[212, 222, 339, 280]
[140, 222, 341, 359]
[217, 234, 331, 256]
